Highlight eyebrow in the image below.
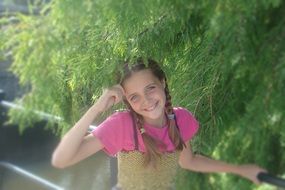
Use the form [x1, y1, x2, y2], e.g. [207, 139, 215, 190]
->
[127, 82, 156, 99]
[145, 83, 156, 89]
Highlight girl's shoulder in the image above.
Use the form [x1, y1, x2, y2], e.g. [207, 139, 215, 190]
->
[173, 107, 199, 141]
[92, 109, 133, 156]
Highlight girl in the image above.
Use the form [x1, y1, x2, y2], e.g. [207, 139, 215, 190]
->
[52, 58, 266, 190]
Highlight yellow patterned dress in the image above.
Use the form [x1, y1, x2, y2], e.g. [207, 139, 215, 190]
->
[114, 150, 180, 190]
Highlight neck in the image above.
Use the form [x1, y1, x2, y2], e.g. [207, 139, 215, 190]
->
[144, 114, 167, 128]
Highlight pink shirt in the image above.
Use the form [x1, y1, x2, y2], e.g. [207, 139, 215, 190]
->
[92, 107, 199, 156]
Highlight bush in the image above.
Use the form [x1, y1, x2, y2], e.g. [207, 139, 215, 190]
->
[1, 0, 284, 189]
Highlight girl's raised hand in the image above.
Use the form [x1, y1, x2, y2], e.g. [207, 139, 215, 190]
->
[95, 85, 125, 112]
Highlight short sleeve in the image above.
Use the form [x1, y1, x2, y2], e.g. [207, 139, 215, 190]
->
[91, 112, 127, 156]
[175, 107, 199, 142]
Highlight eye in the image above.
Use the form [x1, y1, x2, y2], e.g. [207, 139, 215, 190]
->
[130, 95, 139, 102]
[146, 85, 156, 91]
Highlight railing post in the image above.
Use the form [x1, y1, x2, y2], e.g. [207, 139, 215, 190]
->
[110, 157, 118, 188]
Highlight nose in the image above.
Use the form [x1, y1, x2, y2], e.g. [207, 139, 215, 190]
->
[142, 94, 153, 106]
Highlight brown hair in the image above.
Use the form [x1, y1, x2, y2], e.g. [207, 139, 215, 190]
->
[118, 58, 185, 167]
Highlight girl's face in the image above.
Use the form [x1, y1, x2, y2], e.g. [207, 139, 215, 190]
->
[122, 69, 166, 126]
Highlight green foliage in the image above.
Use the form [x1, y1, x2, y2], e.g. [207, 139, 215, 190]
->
[1, 0, 285, 189]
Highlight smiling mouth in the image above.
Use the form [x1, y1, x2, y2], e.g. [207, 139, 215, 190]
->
[144, 101, 159, 112]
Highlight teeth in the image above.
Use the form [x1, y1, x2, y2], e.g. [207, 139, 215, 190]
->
[145, 102, 157, 111]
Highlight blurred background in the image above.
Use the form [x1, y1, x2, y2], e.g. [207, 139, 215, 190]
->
[0, 0, 284, 189]
[0, 0, 110, 190]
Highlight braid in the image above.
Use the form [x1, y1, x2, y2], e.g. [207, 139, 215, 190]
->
[164, 81, 186, 150]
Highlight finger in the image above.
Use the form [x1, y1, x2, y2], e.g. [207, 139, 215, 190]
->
[111, 91, 123, 104]
[112, 95, 120, 104]
[110, 96, 116, 105]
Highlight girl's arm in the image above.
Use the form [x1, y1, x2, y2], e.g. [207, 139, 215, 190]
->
[179, 141, 266, 184]
[51, 85, 124, 168]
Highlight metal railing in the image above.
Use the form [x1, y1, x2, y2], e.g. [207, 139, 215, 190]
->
[0, 161, 64, 190]
[0, 89, 65, 189]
